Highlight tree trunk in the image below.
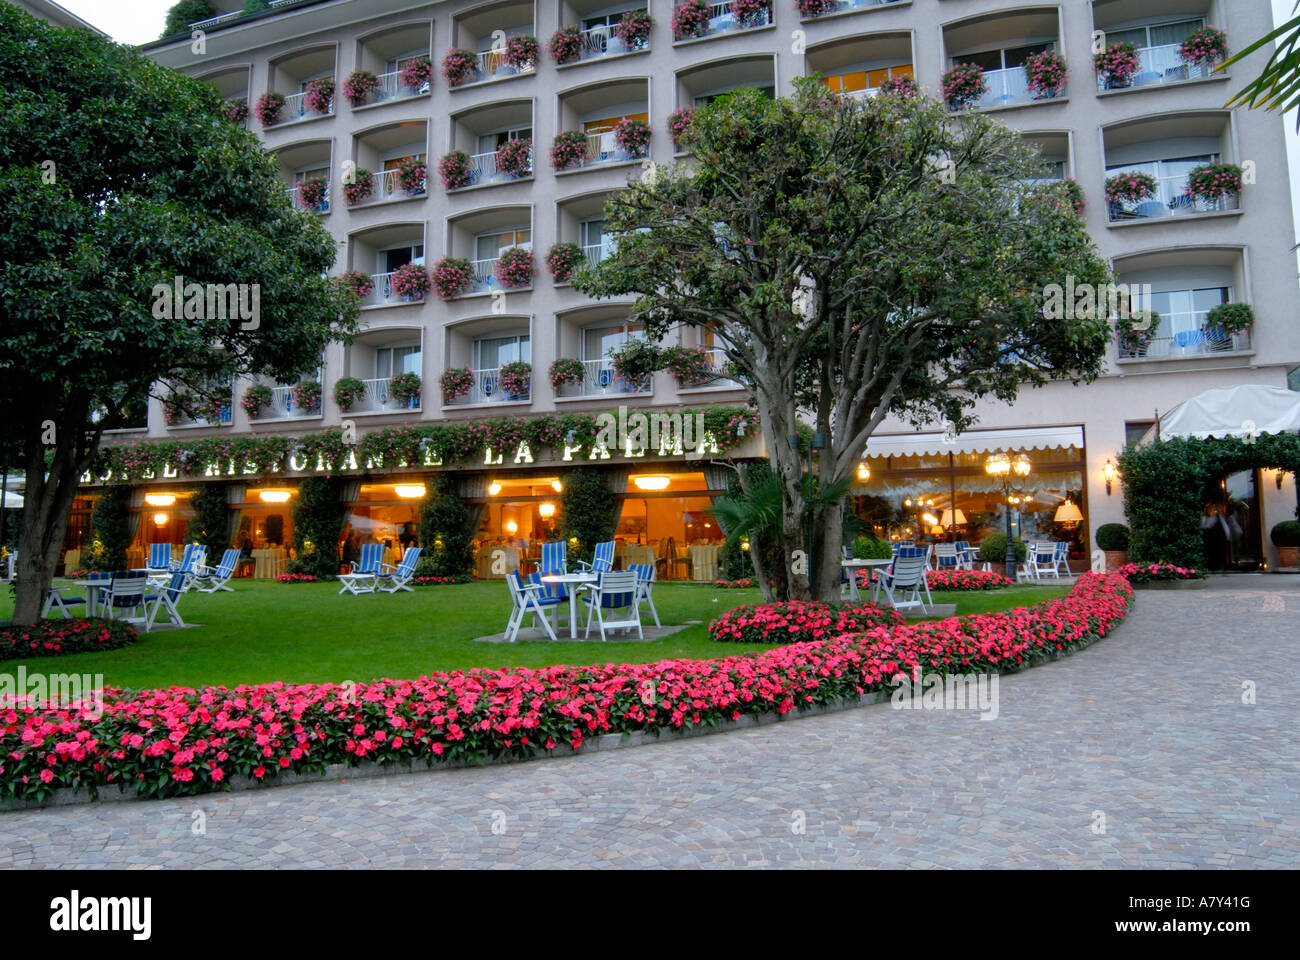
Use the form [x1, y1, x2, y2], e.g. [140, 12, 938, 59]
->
[813, 499, 845, 603]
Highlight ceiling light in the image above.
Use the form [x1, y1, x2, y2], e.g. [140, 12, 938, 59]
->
[153, 513, 168, 526]
[394, 483, 426, 499]
[489, 482, 502, 495]
[551, 479, 562, 492]
[635, 476, 670, 491]
[539, 502, 555, 518]
[144, 494, 175, 507]
[259, 489, 291, 503]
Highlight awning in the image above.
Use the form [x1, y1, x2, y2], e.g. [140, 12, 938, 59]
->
[863, 425, 1084, 460]
[1147, 385, 1300, 442]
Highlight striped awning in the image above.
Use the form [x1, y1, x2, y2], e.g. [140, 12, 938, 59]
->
[863, 425, 1083, 460]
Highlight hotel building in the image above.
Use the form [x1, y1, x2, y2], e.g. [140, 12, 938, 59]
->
[63, 0, 1300, 575]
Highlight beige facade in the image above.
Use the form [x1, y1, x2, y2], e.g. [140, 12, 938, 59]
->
[132, 0, 1299, 568]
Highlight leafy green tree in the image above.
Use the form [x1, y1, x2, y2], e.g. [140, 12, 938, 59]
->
[161, 0, 215, 38]
[712, 462, 784, 599]
[88, 487, 131, 572]
[289, 478, 346, 579]
[0, 6, 359, 622]
[560, 469, 617, 565]
[419, 477, 476, 577]
[577, 80, 1112, 600]
[1223, 8, 1300, 129]
[185, 484, 229, 557]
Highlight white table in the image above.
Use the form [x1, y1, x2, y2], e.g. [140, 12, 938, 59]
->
[338, 572, 376, 595]
[73, 579, 112, 617]
[841, 558, 895, 602]
[541, 572, 598, 640]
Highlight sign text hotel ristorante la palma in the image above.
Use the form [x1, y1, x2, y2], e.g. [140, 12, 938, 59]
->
[82, 408, 739, 484]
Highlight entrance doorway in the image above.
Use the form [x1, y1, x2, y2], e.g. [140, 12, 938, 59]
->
[1201, 470, 1263, 571]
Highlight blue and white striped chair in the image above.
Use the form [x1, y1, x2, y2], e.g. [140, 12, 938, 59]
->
[169, 543, 200, 573]
[577, 540, 616, 574]
[376, 546, 422, 593]
[339, 543, 385, 595]
[629, 562, 659, 627]
[103, 572, 151, 623]
[42, 585, 86, 619]
[193, 548, 241, 593]
[581, 570, 642, 641]
[144, 572, 188, 631]
[146, 543, 172, 576]
[871, 553, 930, 613]
[933, 543, 961, 570]
[540, 540, 567, 575]
[504, 568, 558, 642]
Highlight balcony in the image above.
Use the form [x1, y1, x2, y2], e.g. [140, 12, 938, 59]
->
[1096, 41, 1218, 93]
[806, 31, 913, 103]
[164, 392, 233, 429]
[265, 46, 336, 129]
[246, 381, 323, 422]
[447, 100, 533, 191]
[943, 8, 1063, 112]
[348, 222, 426, 308]
[1118, 320, 1250, 360]
[447, 206, 532, 296]
[555, 359, 651, 398]
[285, 181, 330, 213]
[353, 23, 433, 108]
[799, 0, 909, 18]
[347, 377, 421, 414]
[556, 79, 649, 173]
[677, 54, 776, 116]
[444, 367, 532, 406]
[451, 1, 536, 87]
[465, 145, 533, 188]
[1102, 112, 1237, 225]
[1106, 173, 1239, 224]
[676, 2, 772, 43]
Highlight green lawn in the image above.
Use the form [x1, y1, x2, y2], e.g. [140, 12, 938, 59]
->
[0, 580, 1069, 690]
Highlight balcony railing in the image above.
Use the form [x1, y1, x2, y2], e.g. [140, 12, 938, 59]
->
[375, 67, 431, 102]
[468, 48, 537, 85]
[967, 64, 1060, 111]
[444, 366, 531, 406]
[168, 398, 233, 428]
[803, 0, 907, 16]
[703, 2, 772, 37]
[575, 126, 638, 168]
[577, 23, 650, 62]
[190, 0, 297, 31]
[556, 359, 651, 398]
[1118, 316, 1251, 360]
[1106, 174, 1240, 223]
[1096, 42, 1219, 92]
[285, 182, 330, 212]
[583, 241, 613, 269]
[249, 385, 321, 420]
[349, 376, 421, 413]
[273, 89, 334, 126]
[359, 270, 429, 307]
[470, 257, 500, 291]
[350, 168, 426, 206]
[463, 147, 533, 187]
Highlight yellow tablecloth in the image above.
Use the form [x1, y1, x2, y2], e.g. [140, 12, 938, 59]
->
[476, 546, 519, 579]
[252, 547, 288, 579]
[63, 548, 81, 573]
[619, 545, 655, 568]
[690, 544, 720, 581]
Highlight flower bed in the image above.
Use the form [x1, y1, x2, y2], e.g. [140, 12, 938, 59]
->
[390, 262, 429, 301]
[223, 98, 248, 124]
[1185, 162, 1241, 202]
[614, 10, 653, 48]
[1117, 562, 1205, 583]
[411, 574, 473, 587]
[713, 578, 755, 589]
[275, 573, 319, 583]
[548, 357, 585, 391]
[1, 618, 138, 662]
[926, 568, 1014, 591]
[0, 573, 1132, 803]
[495, 137, 532, 179]
[710, 600, 904, 644]
[398, 157, 427, 195]
[550, 130, 588, 171]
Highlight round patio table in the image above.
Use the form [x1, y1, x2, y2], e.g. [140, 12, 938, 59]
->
[540, 572, 598, 640]
[841, 558, 894, 602]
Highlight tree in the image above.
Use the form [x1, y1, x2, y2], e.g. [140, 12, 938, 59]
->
[577, 80, 1112, 601]
[185, 484, 229, 558]
[559, 468, 617, 565]
[289, 478, 346, 579]
[161, 0, 215, 38]
[1222, 7, 1300, 129]
[419, 477, 475, 577]
[0, 7, 359, 623]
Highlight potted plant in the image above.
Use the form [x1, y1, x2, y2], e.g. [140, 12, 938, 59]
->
[613, 10, 653, 48]
[548, 357, 586, 392]
[1185, 162, 1242, 204]
[667, 106, 695, 150]
[254, 91, 284, 126]
[672, 0, 710, 41]
[940, 62, 988, 110]
[398, 156, 427, 195]
[609, 339, 659, 389]
[439, 150, 473, 190]
[496, 246, 534, 288]
[1178, 26, 1229, 67]
[547, 242, 586, 282]
[343, 168, 374, 205]
[977, 532, 1026, 580]
[1095, 522, 1130, 570]
[1205, 302, 1253, 339]
[504, 35, 539, 70]
[1117, 310, 1160, 356]
[240, 384, 273, 419]
[390, 262, 430, 301]
[1094, 42, 1140, 89]
[495, 137, 533, 179]
[851, 535, 893, 560]
[292, 380, 321, 412]
[1023, 49, 1068, 99]
[431, 257, 475, 299]
[614, 117, 651, 158]
[1271, 520, 1300, 569]
[338, 270, 375, 299]
[440, 367, 474, 403]
[661, 344, 716, 387]
[731, 0, 770, 29]
[796, 0, 838, 17]
[879, 74, 918, 98]
[389, 371, 422, 408]
[199, 394, 229, 424]
[342, 70, 380, 106]
[333, 377, 366, 412]
[1104, 170, 1157, 205]
[549, 26, 583, 65]
[441, 48, 477, 86]
[399, 55, 433, 91]
[223, 98, 249, 123]
[297, 176, 328, 210]
[303, 76, 334, 114]
[499, 361, 532, 399]
[550, 129, 588, 170]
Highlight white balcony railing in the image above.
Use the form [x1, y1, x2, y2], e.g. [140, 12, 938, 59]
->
[274, 89, 334, 126]
[583, 241, 612, 269]
[375, 67, 431, 102]
[463, 147, 533, 187]
[348, 377, 421, 413]
[360, 270, 428, 307]
[1097, 42, 1219, 92]
[445, 366, 532, 406]
[470, 257, 500, 291]
[248, 385, 321, 420]
[580, 127, 636, 167]
[556, 358, 651, 398]
[351, 168, 425, 206]
[1118, 313, 1251, 360]
[968, 64, 1046, 110]
[469, 48, 536, 84]
[1106, 173, 1240, 223]
[285, 182, 330, 212]
[190, 0, 297, 31]
[705, 3, 772, 36]
[577, 23, 649, 62]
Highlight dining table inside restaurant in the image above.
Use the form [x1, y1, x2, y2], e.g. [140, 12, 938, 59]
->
[251, 546, 289, 579]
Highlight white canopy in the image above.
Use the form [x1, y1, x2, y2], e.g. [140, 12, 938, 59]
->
[1149, 385, 1300, 442]
[864, 425, 1083, 460]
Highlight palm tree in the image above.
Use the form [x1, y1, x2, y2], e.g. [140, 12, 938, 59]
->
[1222, 4, 1300, 129]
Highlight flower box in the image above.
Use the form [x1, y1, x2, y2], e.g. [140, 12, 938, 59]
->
[549, 26, 583, 65]
[343, 70, 380, 107]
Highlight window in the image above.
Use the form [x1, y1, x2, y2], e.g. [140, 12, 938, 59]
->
[382, 152, 426, 173]
[295, 166, 328, 185]
[1135, 286, 1230, 339]
[1125, 421, 1155, 448]
[581, 7, 647, 31]
[956, 42, 1054, 73]
[380, 244, 423, 273]
[583, 322, 644, 361]
[478, 126, 532, 153]
[1105, 19, 1205, 51]
[375, 345, 421, 379]
[1105, 154, 1216, 202]
[693, 86, 774, 108]
[580, 218, 608, 248]
[475, 335, 530, 370]
[822, 64, 913, 95]
[475, 230, 530, 261]
[583, 112, 647, 135]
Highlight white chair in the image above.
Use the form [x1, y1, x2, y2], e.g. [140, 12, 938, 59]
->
[102, 574, 151, 623]
[933, 543, 960, 570]
[581, 570, 643, 641]
[1024, 541, 1058, 580]
[143, 572, 188, 632]
[375, 546, 422, 593]
[339, 543, 384, 595]
[41, 585, 86, 619]
[504, 569, 558, 642]
[1052, 541, 1071, 577]
[193, 548, 240, 593]
[872, 554, 930, 613]
[629, 562, 660, 627]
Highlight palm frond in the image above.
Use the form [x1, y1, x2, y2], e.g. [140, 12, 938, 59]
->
[1222, 11, 1300, 129]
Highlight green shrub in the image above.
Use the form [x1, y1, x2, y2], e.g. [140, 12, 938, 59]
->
[978, 532, 1027, 563]
[419, 477, 475, 577]
[186, 484, 230, 557]
[290, 477, 345, 579]
[560, 468, 617, 565]
[1271, 520, 1300, 547]
[161, 0, 215, 37]
[89, 487, 131, 571]
[851, 535, 892, 559]
[1095, 523, 1131, 551]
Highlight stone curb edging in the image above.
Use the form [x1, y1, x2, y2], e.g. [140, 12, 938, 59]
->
[3, 623, 1115, 812]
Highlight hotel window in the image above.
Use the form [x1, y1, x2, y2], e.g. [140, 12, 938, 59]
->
[388, 52, 428, 74]
[583, 111, 648, 137]
[477, 125, 532, 153]
[583, 322, 644, 361]
[1104, 19, 1205, 51]
[375, 344, 421, 379]
[1105, 155, 1216, 190]
[381, 152, 426, 174]
[294, 165, 329, 186]
[1125, 421, 1155, 449]
[475, 335, 530, 370]
[475, 229, 531, 261]
[955, 42, 1055, 74]
[1135, 286, 1230, 340]
[822, 63, 913, 96]
[582, 8, 648, 31]
[379, 244, 423, 273]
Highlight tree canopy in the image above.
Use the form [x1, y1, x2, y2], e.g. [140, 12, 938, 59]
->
[0, 5, 358, 622]
[577, 79, 1113, 599]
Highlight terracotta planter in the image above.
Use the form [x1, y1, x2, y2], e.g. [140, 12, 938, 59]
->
[1277, 545, 1300, 569]
[1104, 550, 1128, 571]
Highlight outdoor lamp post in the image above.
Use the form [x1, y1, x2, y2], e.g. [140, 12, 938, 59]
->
[986, 452, 1031, 580]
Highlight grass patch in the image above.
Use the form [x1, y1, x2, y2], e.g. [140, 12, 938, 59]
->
[0, 580, 1070, 690]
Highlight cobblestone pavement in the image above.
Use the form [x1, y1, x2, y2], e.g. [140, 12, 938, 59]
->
[2, 579, 1297, 868]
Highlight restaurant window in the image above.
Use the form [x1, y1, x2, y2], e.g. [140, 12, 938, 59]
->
[341, 481, 425, 567]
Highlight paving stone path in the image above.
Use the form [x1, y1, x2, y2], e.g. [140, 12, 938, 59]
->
[2, 577, 1297, 868]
